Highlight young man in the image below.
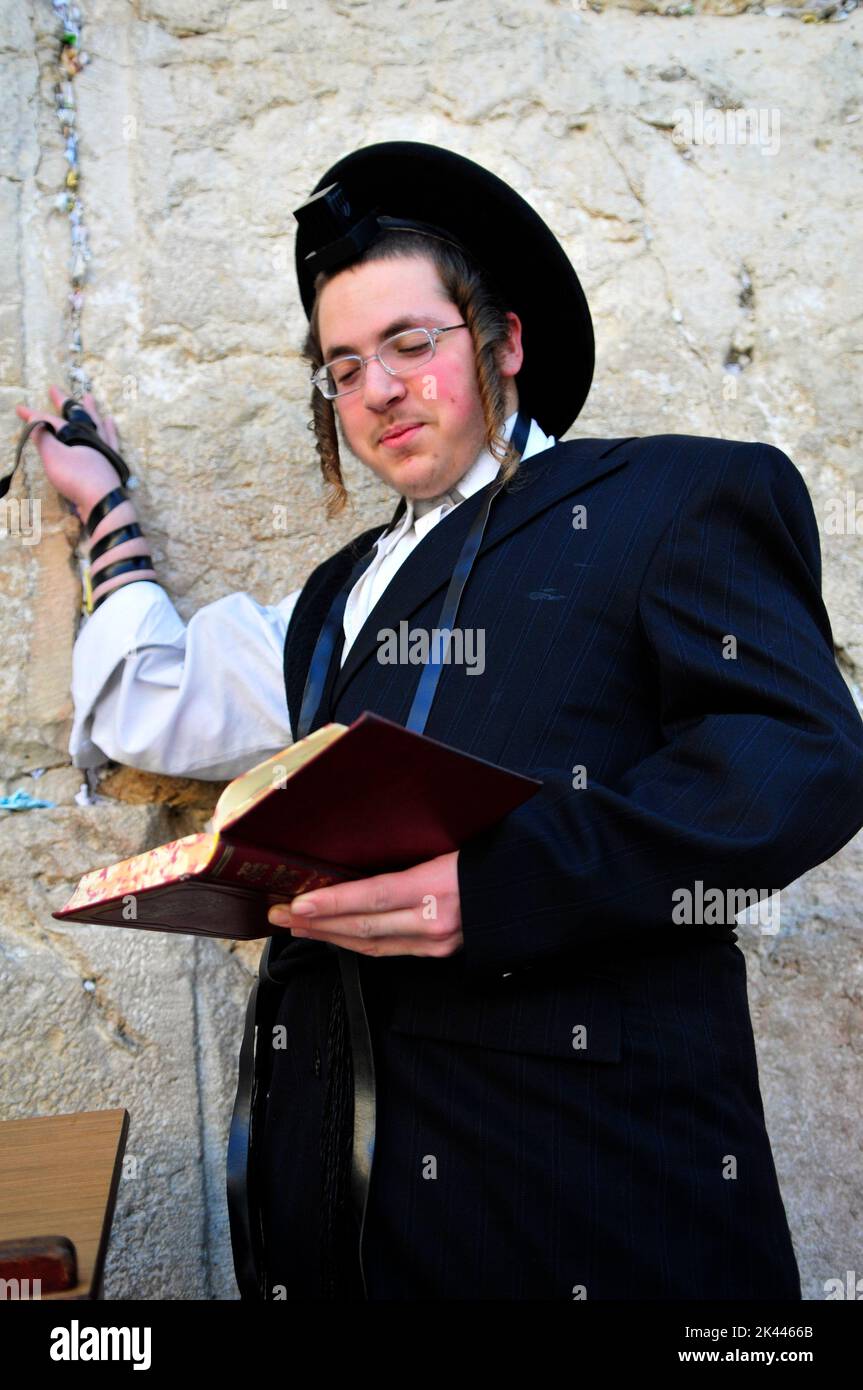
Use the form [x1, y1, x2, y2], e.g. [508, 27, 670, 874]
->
[17, 142, 863, 1302]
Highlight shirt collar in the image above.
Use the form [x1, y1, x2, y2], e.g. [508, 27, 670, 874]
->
[391, 411, 556, 542]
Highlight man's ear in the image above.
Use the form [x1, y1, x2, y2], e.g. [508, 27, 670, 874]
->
[496, 311, 524, 380]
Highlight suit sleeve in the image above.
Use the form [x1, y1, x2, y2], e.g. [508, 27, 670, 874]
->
[456, 442, 863, 977]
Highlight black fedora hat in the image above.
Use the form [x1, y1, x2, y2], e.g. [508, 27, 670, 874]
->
[293, 141, 594, 440]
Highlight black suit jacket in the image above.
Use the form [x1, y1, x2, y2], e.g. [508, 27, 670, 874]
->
[232, 432, 863, 1300]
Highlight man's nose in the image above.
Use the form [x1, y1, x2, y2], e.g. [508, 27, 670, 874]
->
[361, 357, 407, 408]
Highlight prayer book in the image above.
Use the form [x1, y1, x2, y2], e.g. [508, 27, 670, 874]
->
[52, 711, 541, 940]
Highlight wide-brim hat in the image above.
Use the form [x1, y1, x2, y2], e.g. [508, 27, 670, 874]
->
[293, 141, 594, 439]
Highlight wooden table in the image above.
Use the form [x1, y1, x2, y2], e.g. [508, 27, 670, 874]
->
[0, 1108, 129, 1299]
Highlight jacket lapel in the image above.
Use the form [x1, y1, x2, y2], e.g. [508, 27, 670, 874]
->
[330, 434, 636, 711]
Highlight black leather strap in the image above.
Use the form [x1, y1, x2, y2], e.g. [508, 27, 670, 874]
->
[335, 950, 376, 1267]
[226, 977, 268, 1299]
[85, 486, 129, 538]
[88, 521, 143, 564]
[226, 935, 297, 1300]
[55, 420, 131, 484]
[56, 400, 131, 483]
[90, 556, 155, 610]
[90, 553, 154, 588]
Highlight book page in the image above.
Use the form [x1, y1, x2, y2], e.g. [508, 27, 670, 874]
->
[212, 722, 347, 833]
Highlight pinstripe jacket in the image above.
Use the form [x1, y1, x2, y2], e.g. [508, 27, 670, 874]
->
[229, 431, 863, 1300]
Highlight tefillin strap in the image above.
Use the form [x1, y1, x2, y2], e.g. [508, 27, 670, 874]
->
[405, 407, 530, 732]
[293, 407, 533, 1288]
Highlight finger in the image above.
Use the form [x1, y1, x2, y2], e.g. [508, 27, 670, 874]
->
[269, 904, 423, 939]
[289, 867, 423, 919]
[49, 384, 75, 416]
[83, 391, 105, 431]
[46, 384, 99, 430]
[16, 408, 65, 433]
[286, 928, 444, 958]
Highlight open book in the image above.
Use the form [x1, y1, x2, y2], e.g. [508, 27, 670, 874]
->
[52, 711, 542, 940]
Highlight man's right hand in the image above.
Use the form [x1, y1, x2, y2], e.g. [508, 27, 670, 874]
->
[14, 385, 125, 527]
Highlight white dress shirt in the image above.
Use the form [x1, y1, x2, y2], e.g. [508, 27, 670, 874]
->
[68, 412, 555, 781]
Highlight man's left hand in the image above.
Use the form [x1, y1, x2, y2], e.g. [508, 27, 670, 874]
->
[267, 849, 463, 958]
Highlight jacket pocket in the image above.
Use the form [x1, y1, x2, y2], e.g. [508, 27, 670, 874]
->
[387, 971, 622, 1063]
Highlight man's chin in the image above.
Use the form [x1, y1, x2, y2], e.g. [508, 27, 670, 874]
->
[341, 435, 444, 497]
[376, 452, 441, 496]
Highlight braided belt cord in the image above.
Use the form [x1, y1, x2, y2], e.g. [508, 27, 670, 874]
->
[319, 974, 356, 1299]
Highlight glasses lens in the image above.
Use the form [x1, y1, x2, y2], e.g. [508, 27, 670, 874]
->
[321, 357, 363, 397]
[379, 329, 434, 374]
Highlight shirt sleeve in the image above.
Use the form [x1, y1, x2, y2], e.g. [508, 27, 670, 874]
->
[456, 441, 863, 977]
[69, 580, 302, 781]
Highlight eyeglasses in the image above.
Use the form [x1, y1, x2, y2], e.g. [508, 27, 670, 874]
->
[311, 323, 468, 399]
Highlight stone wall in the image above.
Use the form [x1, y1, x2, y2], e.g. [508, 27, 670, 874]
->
[1, 0, 860, 1300]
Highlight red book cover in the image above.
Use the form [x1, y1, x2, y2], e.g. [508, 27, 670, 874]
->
[51, 711, 542, 940]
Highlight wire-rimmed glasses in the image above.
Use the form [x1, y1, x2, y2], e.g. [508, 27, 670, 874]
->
[311, 323, 468, 399]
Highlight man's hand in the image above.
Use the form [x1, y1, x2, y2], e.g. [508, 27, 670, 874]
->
[15, 386, 124, 521]
[267, 850, 463, 958]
